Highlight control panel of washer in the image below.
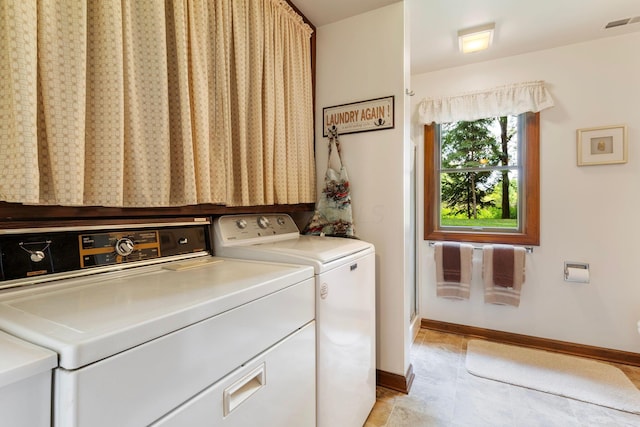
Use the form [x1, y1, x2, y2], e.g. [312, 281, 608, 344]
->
[214, 214, 300, 246]
[0, 219, 210, 284]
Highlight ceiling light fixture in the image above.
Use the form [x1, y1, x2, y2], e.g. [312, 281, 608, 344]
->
[458, 23, 495, 54]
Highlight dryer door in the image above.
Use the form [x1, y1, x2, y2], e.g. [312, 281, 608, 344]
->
[152, 322, 316, 427]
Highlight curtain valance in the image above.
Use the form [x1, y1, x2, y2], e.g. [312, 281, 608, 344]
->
[417, 80, 554, 124]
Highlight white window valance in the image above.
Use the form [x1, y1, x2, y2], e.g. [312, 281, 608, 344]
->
[417, 80, 554, 124]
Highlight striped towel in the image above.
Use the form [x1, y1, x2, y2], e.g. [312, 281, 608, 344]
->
[434, 242, 474, 299]
[482, 245, 526, 307]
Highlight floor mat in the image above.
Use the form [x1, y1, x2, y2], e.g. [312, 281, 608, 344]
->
[465, 339, 640, 414]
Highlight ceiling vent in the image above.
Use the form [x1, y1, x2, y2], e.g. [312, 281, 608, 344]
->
[605, 16, 640, 28]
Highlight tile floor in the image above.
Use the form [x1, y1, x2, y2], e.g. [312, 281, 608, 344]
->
[364, 328, 640, 427]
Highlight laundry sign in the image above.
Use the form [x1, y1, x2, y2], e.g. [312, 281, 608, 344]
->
[323, 96, 394, 137]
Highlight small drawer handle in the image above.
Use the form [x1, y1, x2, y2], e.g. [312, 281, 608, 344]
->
[223, 363, 266, 416]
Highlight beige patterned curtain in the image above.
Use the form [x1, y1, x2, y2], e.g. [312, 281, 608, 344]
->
[0, 0, 315, 207]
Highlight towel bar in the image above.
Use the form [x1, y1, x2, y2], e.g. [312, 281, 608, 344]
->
[428, 241, 533, 253]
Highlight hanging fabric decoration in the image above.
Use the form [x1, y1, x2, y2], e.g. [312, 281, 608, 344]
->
[303, 126, 355, 238]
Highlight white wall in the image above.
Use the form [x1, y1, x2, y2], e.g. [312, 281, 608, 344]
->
[315, 2, 412, 376]
[412, 32, 640, 353]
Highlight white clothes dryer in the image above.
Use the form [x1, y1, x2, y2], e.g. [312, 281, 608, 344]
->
[0, 218, 316, 427]
[214, 214, 376, 427]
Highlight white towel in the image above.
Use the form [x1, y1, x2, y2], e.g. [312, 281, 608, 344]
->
[482, 245, 526, 307]
[434, 243, 474, 299]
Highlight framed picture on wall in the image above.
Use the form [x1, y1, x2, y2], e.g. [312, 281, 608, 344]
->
[576, 124, 628, 166]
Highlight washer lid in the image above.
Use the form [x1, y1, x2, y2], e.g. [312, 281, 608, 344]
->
[0, 257, 313, 370]
[215, 235, 374, 274]
[255, 235, 373, 264]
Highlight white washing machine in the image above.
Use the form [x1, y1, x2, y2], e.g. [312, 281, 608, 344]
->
[0, 330, 56, 427]
[0, 218, 316, 427]
[214, 214, 376, 427]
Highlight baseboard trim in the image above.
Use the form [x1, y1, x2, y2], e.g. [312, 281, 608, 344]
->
[421, 319, 640, 367]
[410, 315, 421, 344]
[376, 364, 415, 394]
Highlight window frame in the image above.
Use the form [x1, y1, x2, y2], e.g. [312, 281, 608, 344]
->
[424, 112, 540, 246]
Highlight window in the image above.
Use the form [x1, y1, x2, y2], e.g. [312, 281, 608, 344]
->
[424, 112, 539, 245]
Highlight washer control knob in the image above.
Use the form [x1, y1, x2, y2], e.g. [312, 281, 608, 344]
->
[236, 219, 248, 229]
[30, 250, 46, 263]
[115, 237, 135, 257]
[257, 216, 270, 229]
[277, 216, 286, 226]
